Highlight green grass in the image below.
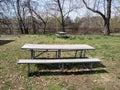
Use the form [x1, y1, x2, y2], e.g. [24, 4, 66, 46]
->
[0, 34, 120, 90]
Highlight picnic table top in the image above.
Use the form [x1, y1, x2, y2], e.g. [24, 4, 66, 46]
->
[21, 44, 95, 50]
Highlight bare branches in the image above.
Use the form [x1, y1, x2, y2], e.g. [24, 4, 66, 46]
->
[83, 0, 112, 35]
[83, 0, 105, 19]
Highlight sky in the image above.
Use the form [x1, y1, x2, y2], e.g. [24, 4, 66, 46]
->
[29, 0, 120, 19]
[0, 0, 120, 20]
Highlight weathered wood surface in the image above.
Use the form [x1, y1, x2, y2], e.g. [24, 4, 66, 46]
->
[21, 44, 95, 50]
[18, 58, 101, 64]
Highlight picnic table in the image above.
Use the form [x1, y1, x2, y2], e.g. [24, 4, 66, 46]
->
[21, 44, 95, 59]
[18, 44, 101, 76]
[56, 32, 70, 38]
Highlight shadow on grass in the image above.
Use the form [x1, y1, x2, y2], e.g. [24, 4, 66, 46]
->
[29, 69, 108, 77]
[28, 63, 107, 77]
[35, 62, 106, 71]
[0, 40, 14, 45]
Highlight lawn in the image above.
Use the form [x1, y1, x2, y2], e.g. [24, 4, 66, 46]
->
[0, 34, 120, 90]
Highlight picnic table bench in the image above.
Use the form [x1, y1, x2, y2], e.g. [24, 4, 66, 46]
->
[18, 44, 101, 75]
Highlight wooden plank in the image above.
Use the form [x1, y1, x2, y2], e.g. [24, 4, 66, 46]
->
[18, 58, 101, 64]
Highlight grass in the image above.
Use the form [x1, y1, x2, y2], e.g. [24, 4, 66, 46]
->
[0, 34, 120, 90]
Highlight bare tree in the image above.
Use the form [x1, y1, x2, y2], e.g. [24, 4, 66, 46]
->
[57, 0, 65, 32]
[0, 0, 13, 34]
[25, 0, 47, 34]
[16, 0, 29, 34]
[48, 0, 80, 32]
[83, 0, 112, 36]
[32, 10, 47, 34]
[17, 0, 24, 34]
[27, 0, 36, 34]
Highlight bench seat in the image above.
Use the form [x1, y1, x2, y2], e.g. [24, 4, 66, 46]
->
[18, 58, 101, 64]
[18, 58, 101, 76]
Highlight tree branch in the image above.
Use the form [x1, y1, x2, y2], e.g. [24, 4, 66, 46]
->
[83, 0, 106, 19]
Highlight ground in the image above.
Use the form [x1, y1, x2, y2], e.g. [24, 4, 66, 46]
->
[0, 34, 120, 90]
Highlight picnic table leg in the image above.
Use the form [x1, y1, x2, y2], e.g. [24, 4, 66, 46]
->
[58, 50, 61, 58]
[56, 51, 58, 58]
[75, 50, 78, 58]
[58, 50, 64, 71]
[89, 63, 93, 70]
[83, 50, 87, 58]
[61, 63, 64, 72]
[80, 50, 87, 58]
[28, 64, 30, 76]
[57, 50, 60, 68]
[80, 50, 83, 58]
[29, 49, 34, 76]
[31, 49, 35, 59]
[82, 63, 93, 71]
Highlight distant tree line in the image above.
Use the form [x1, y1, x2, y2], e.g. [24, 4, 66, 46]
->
[0, 0, 120, 35]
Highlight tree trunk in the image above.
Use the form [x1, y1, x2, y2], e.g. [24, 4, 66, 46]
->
[17, 0, 29, 34]
[103, 18, 110, 35]
[32, 19, 36, 34]
[32, 10, 47, 34]
[19, 19, 24, 34]
[43, 23, 46, 34]
[83, 0, 112, 36]
[61, 15, 65, 32]
[22, 22, 29, 34]
[27, 0, 36, 34]
[57, 0, 65, 32]
[17, 0, 23, 34]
